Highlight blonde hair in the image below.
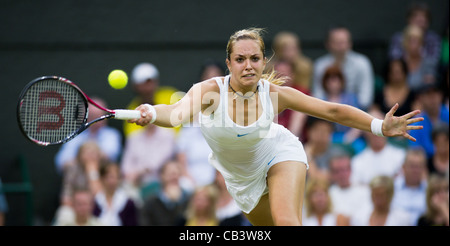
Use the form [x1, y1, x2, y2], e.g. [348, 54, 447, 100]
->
[185, 185, 219, 223]
[424, 175, 449, 221]
[402, 25, 424, 48]
[369, 175, 395, 202]
[226, 28, 286, 85]
[305, 179, 332, 217]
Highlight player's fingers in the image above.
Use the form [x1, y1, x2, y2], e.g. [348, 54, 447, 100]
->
[406, 117, 424, 125]
[406, 125, 423, 131]
[386, 103, 399, 118]
[402, 110, 421, 120]
[404, 133, 417, 142]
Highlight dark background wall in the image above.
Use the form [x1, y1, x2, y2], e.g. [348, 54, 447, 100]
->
[0, 0, 448, 225]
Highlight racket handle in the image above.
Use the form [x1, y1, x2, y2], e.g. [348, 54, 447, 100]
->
[114, 110, 142, 120]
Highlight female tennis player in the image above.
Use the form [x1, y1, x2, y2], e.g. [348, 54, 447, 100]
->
[129, 28, 424, 226]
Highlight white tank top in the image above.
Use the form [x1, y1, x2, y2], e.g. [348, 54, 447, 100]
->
[199, 75, 275, 177]
[200, 75, 309, 213]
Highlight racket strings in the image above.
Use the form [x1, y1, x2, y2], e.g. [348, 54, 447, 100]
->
[19, 79, 86, 144]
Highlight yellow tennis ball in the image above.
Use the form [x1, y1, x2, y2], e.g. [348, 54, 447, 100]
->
[108, 70, 128, 89]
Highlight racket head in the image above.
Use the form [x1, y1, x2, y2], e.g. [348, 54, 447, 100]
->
[17, 76, 89, 146]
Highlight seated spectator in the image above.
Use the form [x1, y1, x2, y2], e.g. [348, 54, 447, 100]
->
[93, 162, 138, 226]
[214, 171, 248, 226]
[391, 148, 428, 225]
[417, 175, 449, 226]
[303, 178, 348, 226]
[304, 117, 335, 181]
[121, 123, 177, 201]
[54, 97, 122, 174]
[389, 2, 441, 68]
[53, 141, 106, 225]
[140, 160, 190, 226]
[427, 123, 449, 177]
[198, 59, 225, 82]
[351, 108, 406, 186]
[272, 59, 308, 138]
[54, 189, 103, 226]
[328, 148, 371, 219]
[181, 185, 219, 226]
[319, 65, 364, 153]
[313, 26, 374, 110]
[409, 83, 449, 158]
[375, 59, 416, 117]
[61, 141, 105, 206]
[375, 59, 417, 148]
[271, 31, 313, 92]
[401, 25, 437, 91]
[351, 176, 411, 226]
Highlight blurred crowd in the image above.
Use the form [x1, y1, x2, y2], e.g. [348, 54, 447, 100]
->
[1, 2, 447, 226]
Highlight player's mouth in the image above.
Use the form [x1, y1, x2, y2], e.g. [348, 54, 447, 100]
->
[242, 74, 255, 79]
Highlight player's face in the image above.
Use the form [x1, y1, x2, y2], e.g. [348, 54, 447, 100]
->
[226, 39, 266, 90]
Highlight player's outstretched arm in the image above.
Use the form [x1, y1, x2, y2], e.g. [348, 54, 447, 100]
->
[128, 78, 219, 127]
[276, 85, 424, 141]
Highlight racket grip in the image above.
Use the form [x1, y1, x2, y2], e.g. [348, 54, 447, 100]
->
[114, 110, 142, 120]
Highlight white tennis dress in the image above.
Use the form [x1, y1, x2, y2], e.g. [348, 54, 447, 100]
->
[199, 75, 308, 213]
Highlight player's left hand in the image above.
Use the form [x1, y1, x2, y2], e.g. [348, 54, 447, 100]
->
[382, 103, 424, 142]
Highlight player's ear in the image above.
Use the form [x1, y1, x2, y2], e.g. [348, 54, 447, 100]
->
[226, 58, 231, 73]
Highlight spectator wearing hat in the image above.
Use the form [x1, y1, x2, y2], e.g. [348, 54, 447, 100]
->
[409, 83, 449, 158]
[124, 63, 160, 137]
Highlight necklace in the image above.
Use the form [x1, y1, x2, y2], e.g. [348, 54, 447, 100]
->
[229, 82, 259, 99]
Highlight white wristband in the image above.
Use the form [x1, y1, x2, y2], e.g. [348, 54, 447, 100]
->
[143, 104, 157, 124]
[371, 118, 384, 137]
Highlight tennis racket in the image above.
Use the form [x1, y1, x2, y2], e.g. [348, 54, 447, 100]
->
[17, 76, 142, 146]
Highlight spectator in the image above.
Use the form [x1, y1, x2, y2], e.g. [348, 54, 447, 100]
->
[175, 59, 224, 189]
[198, 59, 226, 82]
[328, 148, 371, 219]
[417, 175, 449, 226]
[351, 176, 411, 226]
[401, 25, 437, 91]
[93, 162, 138, 226]
[272, 59, 308, 138]
[214, 171, 248, 226]
[121, 123, 177, 200]
[428, 123, 449, 177]
[389, 2, 441, 68]
[313, 26, 374, 110]
[53, 141, 106, 225]
[351, 108, 406, 186]
[0, 178, 8, 226]
[319, 65, 364, 153]
[54, 189, 103, 226]
[304, 117, 335, 181]
[54, 97, 122, 174]
[409, 82, 449, 158]
[61, 141, 105, 206]
[391, 148, 428, 225]
[139, 160, 190, 226]
[375, 59, 417, 148]
[271, 31, 313, 92]
[124, 63, 160, 137]
[182, 185, 219, 226]
[375, 59, 416, 117]
[303, 178, 348, 226]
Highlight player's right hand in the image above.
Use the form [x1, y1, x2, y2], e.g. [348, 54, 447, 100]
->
[128, 104, 153, 126]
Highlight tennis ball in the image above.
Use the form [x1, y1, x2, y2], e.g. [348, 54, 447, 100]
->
[108, 69, 128, 89]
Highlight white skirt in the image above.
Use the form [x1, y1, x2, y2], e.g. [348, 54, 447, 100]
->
[208, 124, 309, 214]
